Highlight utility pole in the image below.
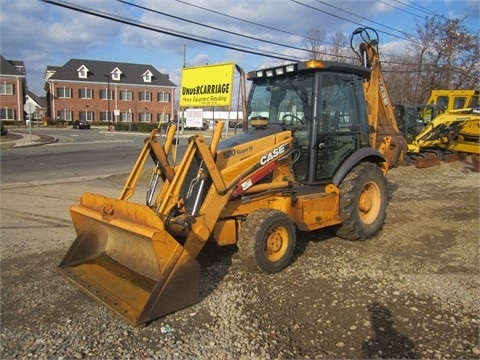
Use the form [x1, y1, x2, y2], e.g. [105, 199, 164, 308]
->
[104, 74, 111, 131]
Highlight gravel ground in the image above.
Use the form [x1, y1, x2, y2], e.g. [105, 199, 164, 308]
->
[1, 159, 479, 359]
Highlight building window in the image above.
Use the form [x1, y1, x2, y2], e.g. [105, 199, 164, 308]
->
[157, 113, 170, 122]
[0, 108, 15, 120]
[0, 83, 14, 95]
[100, 111, 113, 121]
[79, 88, 93, 99]
[111, 68, 122, 81]
[142, 70, 153, 83]
[57, 87, 72, 98]
[157, 92, 170, 102]
[120, 112, 133, 122]
[57, 110, 72, 122]
[139, 112, 151, 122]
[100, 89, 114, 100]
[77, 65, 89, 79]
[120, 90, 133, 101]
[80, 111, 94, 121]
[139, 91, 151, 101]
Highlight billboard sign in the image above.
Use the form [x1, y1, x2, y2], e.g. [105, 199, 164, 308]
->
[180, 62, 235, 107]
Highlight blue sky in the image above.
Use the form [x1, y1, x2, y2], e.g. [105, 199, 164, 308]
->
[0, 0, 478, 98]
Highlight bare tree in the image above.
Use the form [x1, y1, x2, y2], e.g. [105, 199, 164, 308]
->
[304, 27, 327, 60]
[326, 32, 352, 63]
[407, 16, 479, 102]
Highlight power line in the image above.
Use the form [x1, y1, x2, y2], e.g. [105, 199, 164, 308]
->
[390, 0, 437, 17]
[176, 0, 368, 62]
[175, 0, 308, 41]
[40, 0, 474, 73]
[385, 0, 479, 36]
[290, 0, 414, 43]
[40, 0, 303, 63]
[117, 0, 309, 55]
[313, 0, 415, 39]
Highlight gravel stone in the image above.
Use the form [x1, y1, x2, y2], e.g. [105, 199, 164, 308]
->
[1, 160, 478, 358]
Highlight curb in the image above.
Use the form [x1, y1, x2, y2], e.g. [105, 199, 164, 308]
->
[13, 135, 58, 148]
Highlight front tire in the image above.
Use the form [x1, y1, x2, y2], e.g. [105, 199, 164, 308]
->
[239, 209, 296, 273]
[336, 162, 387, 240]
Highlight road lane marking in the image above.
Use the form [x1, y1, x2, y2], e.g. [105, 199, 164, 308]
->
[47, 139, 134, 146]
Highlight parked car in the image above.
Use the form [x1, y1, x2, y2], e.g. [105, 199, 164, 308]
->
[229, 121, 242, 128]
[72, 120, 90, 129]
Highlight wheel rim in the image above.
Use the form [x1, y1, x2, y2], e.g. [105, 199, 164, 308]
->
[358, 181, 381, 224]
[264, 225, 289, 262]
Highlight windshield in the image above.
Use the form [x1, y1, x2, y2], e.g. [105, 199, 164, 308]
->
[248, 74, 314, 126]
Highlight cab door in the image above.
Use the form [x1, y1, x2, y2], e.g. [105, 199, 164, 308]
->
[311, 72, 367, 182]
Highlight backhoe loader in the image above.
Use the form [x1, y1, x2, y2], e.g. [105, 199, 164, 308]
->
[59, 30, 395, 326]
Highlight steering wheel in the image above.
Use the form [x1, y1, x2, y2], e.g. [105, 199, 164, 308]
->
[282, 114, 304, 126]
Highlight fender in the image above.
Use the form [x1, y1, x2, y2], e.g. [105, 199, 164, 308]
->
[331, 147, 386, 186]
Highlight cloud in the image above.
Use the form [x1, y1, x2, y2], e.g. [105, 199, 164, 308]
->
[1, 0, 477, 96]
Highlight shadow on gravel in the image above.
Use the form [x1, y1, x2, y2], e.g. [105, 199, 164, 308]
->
[196, 242, 237, 300]
[362, 302, 418, 359]
[293, 227, 336, 265]
[387, 179, 400, 201]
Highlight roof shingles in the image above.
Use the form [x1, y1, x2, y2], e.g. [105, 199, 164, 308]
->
[47, 58, 176, 87]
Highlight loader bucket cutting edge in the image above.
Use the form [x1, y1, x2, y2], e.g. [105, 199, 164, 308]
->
[59, 194, 201, 327]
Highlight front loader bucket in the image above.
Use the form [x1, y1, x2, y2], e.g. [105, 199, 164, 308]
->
[59, 192, 200, 327]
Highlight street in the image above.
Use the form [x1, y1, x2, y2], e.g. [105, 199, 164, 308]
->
[0, 128, 186, 185]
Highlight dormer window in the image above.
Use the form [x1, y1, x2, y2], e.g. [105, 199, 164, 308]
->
[77, 65, 89, 79]
[142, 70, 153, 83]
[111, 67, 122, 81]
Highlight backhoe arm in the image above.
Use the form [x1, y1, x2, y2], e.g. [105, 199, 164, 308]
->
[351, 27, 407, 167]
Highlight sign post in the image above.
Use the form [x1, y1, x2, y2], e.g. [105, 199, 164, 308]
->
[24, 102, 36, 142]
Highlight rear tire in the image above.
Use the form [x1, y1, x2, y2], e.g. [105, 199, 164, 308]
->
[336, 162, 387, 240]
[239, 209, 296, 273]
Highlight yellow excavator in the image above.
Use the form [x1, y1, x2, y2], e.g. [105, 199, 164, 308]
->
[405, 91, 480, 167]
[407, 108, 480, 165]
[59, 28, 409, 326]
[395, 90, 479, 166]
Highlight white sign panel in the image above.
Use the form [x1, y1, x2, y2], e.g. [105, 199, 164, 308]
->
[185, 108, 203, 128]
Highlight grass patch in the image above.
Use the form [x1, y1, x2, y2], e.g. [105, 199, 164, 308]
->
[0, 133, 22, 149]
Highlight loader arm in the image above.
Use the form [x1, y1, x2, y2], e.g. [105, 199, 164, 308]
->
[155, 124, 295, 259]
[120, 125, 178, 201]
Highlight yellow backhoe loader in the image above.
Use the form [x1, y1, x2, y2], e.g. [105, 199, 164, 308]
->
[59, 29, 403, 326]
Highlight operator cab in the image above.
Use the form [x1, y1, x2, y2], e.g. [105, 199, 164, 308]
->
[247, 60, 372, 184]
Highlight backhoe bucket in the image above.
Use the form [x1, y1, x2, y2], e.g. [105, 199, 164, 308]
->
[59, 192, 200, 327]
